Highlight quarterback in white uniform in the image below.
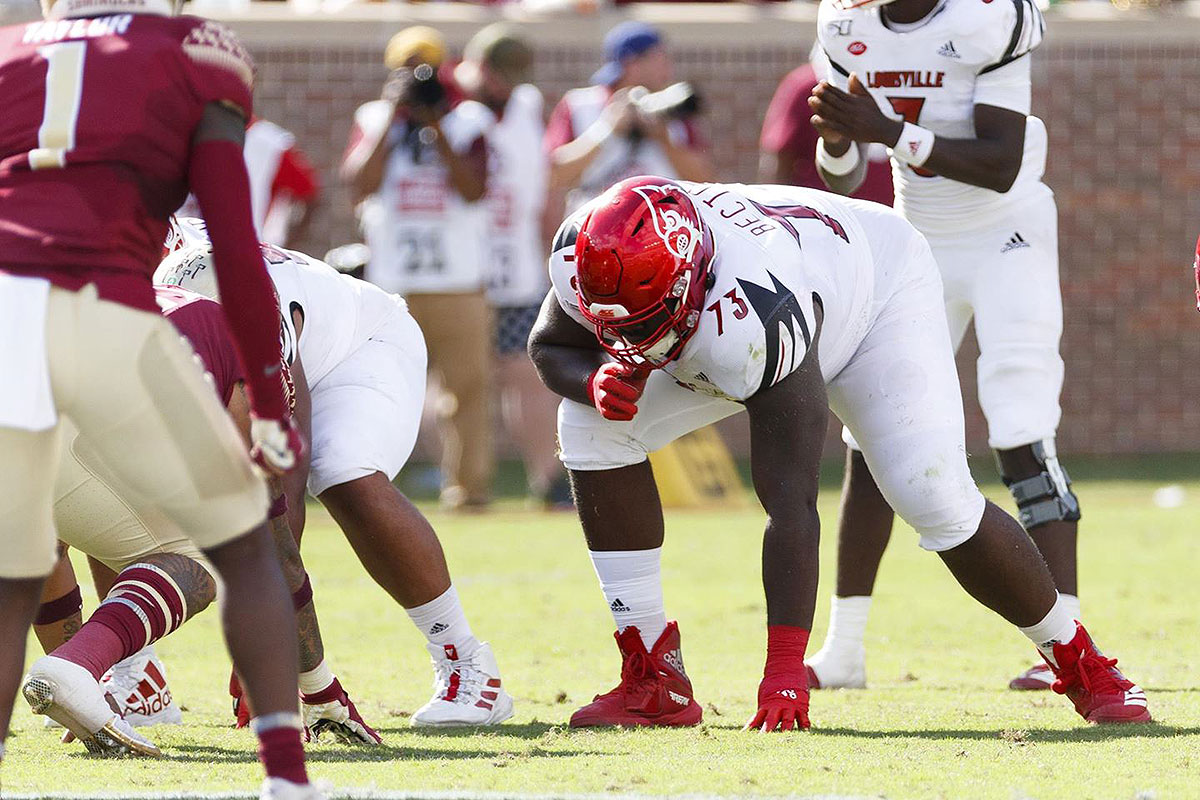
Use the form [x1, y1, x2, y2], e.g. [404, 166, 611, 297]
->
[529, 176, 1148, 731]
[157, 220, 514, 727]
[808, 0, 1082, 691]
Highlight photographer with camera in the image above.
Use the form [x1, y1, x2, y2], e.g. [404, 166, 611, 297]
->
[544, 21, 713, 215]
[342, 25, 496, 511]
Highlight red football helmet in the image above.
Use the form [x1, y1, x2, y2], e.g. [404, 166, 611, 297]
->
[575, 177, 713, 367]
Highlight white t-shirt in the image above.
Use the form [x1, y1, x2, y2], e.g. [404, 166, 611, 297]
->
[357, 99, 495, 295]
[549, 182, 877, 401]
[816, 0, 1048, 236]
[485, 84, 549, 308]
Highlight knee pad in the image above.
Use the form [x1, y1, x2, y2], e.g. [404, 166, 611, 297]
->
[1000, 439, 1081, 531]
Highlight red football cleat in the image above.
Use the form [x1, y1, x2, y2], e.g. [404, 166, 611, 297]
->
[570, 621, 702, 728]
[1047, 624, 1150, 724]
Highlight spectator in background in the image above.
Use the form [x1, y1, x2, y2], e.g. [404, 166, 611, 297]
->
[759, 49, 893, 204]
[342, 25, 496, 512]
[457, 25, 571, 508]
[545, 21, 713, 216]
[176, 116, 320, 248]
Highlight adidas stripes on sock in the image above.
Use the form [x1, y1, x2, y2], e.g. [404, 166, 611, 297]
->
[406, 585, 475, 648]
[589, 548, 667, 650]
[1018, 592, 1079, 666]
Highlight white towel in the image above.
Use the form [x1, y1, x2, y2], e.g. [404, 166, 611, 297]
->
[0, 274, 56, 431]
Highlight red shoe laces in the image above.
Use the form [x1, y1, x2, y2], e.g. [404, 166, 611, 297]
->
[1068, 650, 1128, 697]
[620, 650, 658, 699]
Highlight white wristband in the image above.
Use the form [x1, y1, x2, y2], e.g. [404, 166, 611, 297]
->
[815, 138, 861, 177]
[891, 122, 936, 168]
[576, 116, 614, 148]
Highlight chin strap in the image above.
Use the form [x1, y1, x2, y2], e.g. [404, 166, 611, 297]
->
[48, 0, 176, 19]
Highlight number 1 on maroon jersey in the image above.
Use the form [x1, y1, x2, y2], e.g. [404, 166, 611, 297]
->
[30, 42, 87, 170]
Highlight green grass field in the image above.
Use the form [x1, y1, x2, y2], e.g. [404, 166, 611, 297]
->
[4, 457, 1200, 799]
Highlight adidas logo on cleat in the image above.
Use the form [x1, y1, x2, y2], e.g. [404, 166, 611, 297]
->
[667, 690, 690, 706]
[938, 41, 961, 59]
[609, 598, 631, 613]
[429, 622, 449, 635]
[1001, 232, 1031, 253]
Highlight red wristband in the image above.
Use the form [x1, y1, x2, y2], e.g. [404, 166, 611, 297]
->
[764, 625, 810, 677]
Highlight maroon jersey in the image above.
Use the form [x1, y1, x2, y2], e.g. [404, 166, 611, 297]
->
[0, 12, 254, 312]
[156, 285, 244, 406]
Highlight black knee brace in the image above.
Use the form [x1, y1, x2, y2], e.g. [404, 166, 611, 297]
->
[1000, 439, 1081, 530]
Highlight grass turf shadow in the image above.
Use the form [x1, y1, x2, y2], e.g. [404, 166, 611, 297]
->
[701, 722, 1200, 742]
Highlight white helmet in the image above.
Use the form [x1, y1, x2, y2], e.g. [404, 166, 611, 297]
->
[154, 242, 220, 301]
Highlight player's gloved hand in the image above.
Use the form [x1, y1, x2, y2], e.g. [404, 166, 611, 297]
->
[745, 625, 812, 732]
[746, 672, 811, 733]
[302, 680, 382, 745]
[587, 363, 650, 422]
[249, 415, 305, 476]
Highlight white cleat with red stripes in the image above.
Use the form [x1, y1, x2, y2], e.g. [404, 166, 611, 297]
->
[102, 646, 183, 727]
[411, 641, 513, 727]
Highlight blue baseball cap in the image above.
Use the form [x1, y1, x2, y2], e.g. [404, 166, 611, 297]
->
[590, 21, 662, 87]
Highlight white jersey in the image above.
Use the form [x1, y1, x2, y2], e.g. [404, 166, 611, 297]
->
[817, 0, 1048, 236]
[549, 183, 876, 402]
[485, 84, 549, 308]
[357, 99, 495, 295]
[155, 219, 402, 389]
[561, 85, 696, 215]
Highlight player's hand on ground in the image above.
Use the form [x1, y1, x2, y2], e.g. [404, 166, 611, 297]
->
[808, 73, 903, 148]
[588, 363, 651, 421]
[303, 683, 382, 746]
[249, 416, 305, 476]
[745, 673, 811, 733]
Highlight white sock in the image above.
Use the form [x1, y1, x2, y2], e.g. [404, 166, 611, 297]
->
[0, 739, 6, 762]
[589, 548, 667, 650]
[1060, 593, 1081, 623]
[298, 660, 336, 696]
[1018, 592, 1079, 666]
[406, 585, 475, 649]
[821, 595, 872, 654]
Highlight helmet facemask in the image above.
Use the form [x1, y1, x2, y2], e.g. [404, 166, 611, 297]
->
[581, 270, 701, 367]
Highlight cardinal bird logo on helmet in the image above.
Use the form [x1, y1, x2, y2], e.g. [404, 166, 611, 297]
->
[631, 184, 702, 263]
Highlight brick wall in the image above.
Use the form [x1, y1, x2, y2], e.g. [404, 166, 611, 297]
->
[231, 5, 1200, 456]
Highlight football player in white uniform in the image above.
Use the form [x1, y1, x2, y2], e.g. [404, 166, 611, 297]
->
[807, 0, 1081, 691]
[157, 220, 514, 727]
[31, 285, 380, 750]
[529, 176, 1148, 730]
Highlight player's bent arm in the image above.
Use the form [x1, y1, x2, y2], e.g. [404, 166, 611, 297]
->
[191, 103, 291, 424]
[918, 104, 1026, 194]
[743, 338, 827, 630]
[528, 291, 608, 407]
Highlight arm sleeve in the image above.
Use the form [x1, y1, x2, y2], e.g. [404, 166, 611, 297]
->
[189, 138, 288, 420]
[974, 54, 1033, 115]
